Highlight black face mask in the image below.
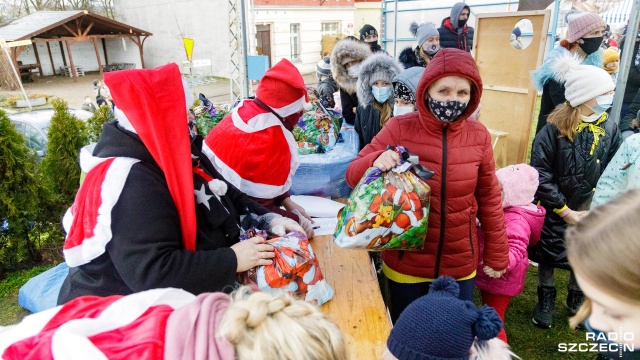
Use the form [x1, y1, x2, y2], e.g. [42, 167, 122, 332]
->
[367, 41, 381, 53]
[458, 19, 467, 28]
[579, 36, 603, 55]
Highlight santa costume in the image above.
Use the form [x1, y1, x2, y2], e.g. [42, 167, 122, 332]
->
[203, 59, 311, 223]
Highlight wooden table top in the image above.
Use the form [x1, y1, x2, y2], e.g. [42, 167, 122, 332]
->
[314, 233, 392, 359]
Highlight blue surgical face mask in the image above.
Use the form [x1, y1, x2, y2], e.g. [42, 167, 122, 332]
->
[589, 94, 614, 115]
[372, 85, 392, 103]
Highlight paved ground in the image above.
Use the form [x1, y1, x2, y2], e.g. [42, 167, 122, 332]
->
[1, 71, 317, 112]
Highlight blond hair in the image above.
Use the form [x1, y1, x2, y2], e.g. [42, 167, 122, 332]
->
[374, 100, 393, 127]
[417, 47, 432, 66]
[547, 102, 581, 140]
[219, 288, 347, 360]
[566, 189, 640, 329]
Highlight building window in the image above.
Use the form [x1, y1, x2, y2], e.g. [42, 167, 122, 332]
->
[290, 23, 301, 61]
[321, 22, 340, 36]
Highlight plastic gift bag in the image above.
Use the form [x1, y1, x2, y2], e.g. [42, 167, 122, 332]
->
[240, 230, 334, 305]
[292, 88, 343, 154]
[334, 146, 432, 250]
[193, 93, 233, 136]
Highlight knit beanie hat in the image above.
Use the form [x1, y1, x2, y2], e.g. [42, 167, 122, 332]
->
[602, 48, 619, 65]
[393, 66, 425, 105]
[387, 276, 503, 360]
[410, 22, 439, 48]
[512, 27, 521, 37]
[316, 56, 332, 78]
[565, 10, 606, 43]
[552, 54, 615, 107]
[394, 82, 414, 104]
[496, 164, 539, 208]
[359, 24, 378, 41]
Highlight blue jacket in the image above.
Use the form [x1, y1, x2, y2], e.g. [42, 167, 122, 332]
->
[592, 133, 640, 207]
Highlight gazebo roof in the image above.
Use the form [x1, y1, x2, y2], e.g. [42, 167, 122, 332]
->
[0, 10, 151, 42]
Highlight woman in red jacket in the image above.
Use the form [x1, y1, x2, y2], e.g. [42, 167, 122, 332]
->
[346, 48, 509, 322]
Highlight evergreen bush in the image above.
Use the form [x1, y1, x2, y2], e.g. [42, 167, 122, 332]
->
[0, 110, 41, 275]
[86, 104, 114, 143]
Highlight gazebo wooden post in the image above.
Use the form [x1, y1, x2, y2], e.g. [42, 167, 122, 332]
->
[9, 48, 20, 84]
[59, 41, 67, 66]
[46, 42, 56, 75]
[64, 40, 78, 81]
[101, 38, 109, 66]
[92, 37, 104, 77]
[32, 43, 43, 76]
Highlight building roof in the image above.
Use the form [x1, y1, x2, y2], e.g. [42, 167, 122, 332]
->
[0, 10, 151, 42]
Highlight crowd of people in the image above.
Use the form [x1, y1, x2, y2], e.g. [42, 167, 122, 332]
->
[1, 2, 640, 360]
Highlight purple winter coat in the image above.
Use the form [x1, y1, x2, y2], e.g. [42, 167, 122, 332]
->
[475, 206, 546, 297]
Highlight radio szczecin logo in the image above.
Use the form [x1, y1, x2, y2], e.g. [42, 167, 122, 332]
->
[558, 330, 635, 354]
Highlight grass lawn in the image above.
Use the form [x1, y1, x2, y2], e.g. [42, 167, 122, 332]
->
[0, 265, 54, 326]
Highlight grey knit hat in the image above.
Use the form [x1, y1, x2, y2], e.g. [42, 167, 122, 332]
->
[410, 22, 439, 48]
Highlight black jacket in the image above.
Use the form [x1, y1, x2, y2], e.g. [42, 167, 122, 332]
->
[620, 38, 640, 106]
[340, 88, 359, 125]
[437, 18, 474, 52]
[58, 123, 269, 304]
[529, 119, 621, 268]
[354, 104, 383, 150]
[536, 80, 566, 134]
[317, 77, 338, 109]
[621, 88, 640, 133]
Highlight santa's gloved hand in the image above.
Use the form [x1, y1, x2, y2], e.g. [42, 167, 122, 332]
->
[260, 213, 305, 237]
[292, 209, 315, 239]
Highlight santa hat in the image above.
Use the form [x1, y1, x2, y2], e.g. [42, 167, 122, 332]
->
[203, 60, 303, 199]
[255, 59, 311, 117]
[104, 63, 197, 251]
[496, 164, 539, 208]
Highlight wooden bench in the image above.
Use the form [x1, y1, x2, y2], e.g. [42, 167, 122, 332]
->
[18, 62, 40, 82]
[488, 129, 509, 169]
[314, 207, 392, 358]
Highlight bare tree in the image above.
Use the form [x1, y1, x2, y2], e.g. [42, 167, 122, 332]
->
[96, 0, 114, 19]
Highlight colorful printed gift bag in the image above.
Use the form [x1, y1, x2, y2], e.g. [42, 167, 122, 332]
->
[292, 87, 343, 155]
[334, 147, 432, 250]
[193, 93, 233, 136]
[240, 231, 334, 305]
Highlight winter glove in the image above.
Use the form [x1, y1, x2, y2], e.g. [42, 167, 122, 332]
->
[292, 209, 315, 239]
[259, 213, 306, 237]
[483, 265, 506, 279]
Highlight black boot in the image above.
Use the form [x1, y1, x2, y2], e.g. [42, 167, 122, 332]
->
[566, 289, 586, 316]
[532, 286, 556, 329]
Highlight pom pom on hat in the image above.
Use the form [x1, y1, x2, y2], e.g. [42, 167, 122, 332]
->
[256, 59, 310, 117]
[208, 179, 228, 197]
[565, 10, 606, 43]
[386, 276, 503, 360]
[551, 54, 615, 107]
[496, 164, 539, 208]
[410, 22, 439, 48]
[316, 56, 332, 78]
[512, 27, 521, 37]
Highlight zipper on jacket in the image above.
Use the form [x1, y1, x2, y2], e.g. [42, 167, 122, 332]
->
[434, 126, 448, 277]
[469, 218, 474, 256]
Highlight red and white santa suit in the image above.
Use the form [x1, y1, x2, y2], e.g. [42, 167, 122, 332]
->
[203, 59, 313, 232]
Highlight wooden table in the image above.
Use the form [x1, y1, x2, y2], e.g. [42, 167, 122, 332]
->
[314, 233, 392, 359]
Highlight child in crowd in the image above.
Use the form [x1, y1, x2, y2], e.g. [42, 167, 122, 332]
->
[0, 287, 347, 360]
[392, 66, 424, 116]
[316, 56, 338, 109]
[602, 48, 620, 85]
[398, 22, 441, 68]
[81, 96, 96, 113]
[383, 276, 516, 360]
[354, 53, 403, 149]
[592, 133, 640, 207]
[529, 55, 622, 329]
[510, 27, 523, 50]
[567, 189, 640, 360]
[475, 164, 546, 343]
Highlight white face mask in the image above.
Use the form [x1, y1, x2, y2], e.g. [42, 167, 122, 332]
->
[580, 112, 604, 123]
[393, 105, 415, 117]
[347, 63, 361, 78]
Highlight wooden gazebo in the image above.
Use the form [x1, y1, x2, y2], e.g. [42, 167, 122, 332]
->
[0, 10, 152, 83]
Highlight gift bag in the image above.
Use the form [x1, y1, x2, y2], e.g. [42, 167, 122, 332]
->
[193, 93, 233, 136]
[292, 88, 343, 154]
[240, 231, 334, 305]
[334, 147, 432, 250]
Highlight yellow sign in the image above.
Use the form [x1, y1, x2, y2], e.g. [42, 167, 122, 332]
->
[1, 39, 33, 48]
[183, 38, 194, 61]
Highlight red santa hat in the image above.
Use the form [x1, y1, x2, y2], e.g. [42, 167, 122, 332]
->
[203, 59, 307, 199]
[103, 63, 197, 251]
[255, 58, 312, 117]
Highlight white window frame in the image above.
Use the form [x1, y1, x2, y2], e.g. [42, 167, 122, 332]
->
[290, 23, 301, 62]
[321, 22, 340, 37]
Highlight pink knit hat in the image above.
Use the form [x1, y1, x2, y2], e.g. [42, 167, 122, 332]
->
[566, 11, 606, 43]
[496, 164, 539, 208]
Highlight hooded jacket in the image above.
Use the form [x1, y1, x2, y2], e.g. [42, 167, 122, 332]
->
[475, 206, 546, 297]
[346, 48, 509, 280]
[592, 134, 640, 207]
[437, 3, 474, 52]
[331, 39, 372, 124]
[398, 47, 423, 69]
[531, 46, 603, 134]
[529, 116, 621, 268]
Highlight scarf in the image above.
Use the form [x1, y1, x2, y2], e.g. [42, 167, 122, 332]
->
[576, 112, 607, 156]
[164, 292, 235, 360]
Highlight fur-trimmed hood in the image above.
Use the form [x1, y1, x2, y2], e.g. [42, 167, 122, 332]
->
[531, 46, 603, 91]
[356, 53, 403, 108]
[330, 39, 372, 94]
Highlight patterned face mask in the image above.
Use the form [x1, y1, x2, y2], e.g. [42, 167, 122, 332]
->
[427, 97, 468, 123]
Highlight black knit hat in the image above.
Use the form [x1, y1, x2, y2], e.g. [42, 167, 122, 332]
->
[387, 276, 503, 360]
[359, 24, 378, 41]
[393, 81, 415, 104]
[316, 56, 331, 78]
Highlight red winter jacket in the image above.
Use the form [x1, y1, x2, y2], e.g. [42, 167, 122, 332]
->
[346, 48, 508, 280]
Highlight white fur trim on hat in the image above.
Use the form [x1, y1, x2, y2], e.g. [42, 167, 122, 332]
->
[551, 54, 615, 107]
[271, 95, 310, 118]
[208, 179, 227, 197]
